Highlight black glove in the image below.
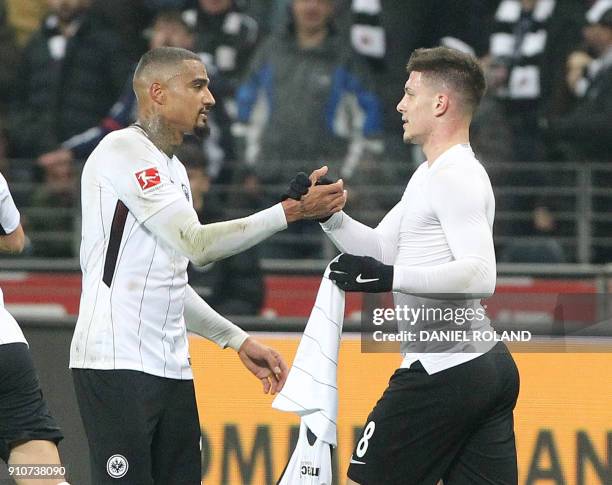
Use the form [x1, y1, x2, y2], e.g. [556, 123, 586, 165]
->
[282, 172, 336, 222]
[329, 253, 393, 293]
[281, 172, 311, 201]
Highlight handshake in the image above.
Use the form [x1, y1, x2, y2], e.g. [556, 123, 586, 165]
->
[280, 167, 393, 293]
[280, 166, 347, 223]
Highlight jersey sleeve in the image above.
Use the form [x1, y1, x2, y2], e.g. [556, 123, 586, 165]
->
[183, 284, 249, 350]
[102, 134, 184, 223]
[321, 202, 402, 265]
[0, 173, 21, 235]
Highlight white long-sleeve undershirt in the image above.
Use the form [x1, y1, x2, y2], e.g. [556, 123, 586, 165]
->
[145, 199, 287, 267]
[183, 284, 249, 351]
[322, 144, 497, 373]
[321, 144, 496, 298]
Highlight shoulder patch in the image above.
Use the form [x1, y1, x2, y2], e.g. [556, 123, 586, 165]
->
[135, 168, 161, 191]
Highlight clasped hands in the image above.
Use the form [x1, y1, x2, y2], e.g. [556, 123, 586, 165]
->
[282, 168, 393, 293]
[281, 166, 347, 222]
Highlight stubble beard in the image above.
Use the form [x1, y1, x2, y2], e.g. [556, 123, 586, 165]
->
[402, 130, 413, 145]
[193, 123, 210, 140]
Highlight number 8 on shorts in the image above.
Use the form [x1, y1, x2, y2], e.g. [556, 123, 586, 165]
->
[356, 421, 376, 458]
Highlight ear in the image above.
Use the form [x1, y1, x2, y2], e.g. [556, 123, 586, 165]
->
[432, 93, 449, 117]
[149, 82, 165, 106]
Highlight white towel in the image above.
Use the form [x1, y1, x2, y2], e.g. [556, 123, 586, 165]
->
[273, 263, 345, 484]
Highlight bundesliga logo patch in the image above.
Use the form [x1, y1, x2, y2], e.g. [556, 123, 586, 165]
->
[135, 168, 161, 191]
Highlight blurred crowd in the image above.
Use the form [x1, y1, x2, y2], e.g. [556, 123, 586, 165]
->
[0, 0, 611, 279]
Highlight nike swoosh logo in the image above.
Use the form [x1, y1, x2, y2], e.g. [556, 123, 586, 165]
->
[350, 456, 366, 465]
[356, 274, 379, 284]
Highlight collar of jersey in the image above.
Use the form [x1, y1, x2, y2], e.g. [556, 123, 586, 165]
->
[426, 143, 473, 172]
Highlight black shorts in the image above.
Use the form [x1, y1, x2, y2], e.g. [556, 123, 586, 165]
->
[72, 369, 201, 485]
[348, 342, 520, 485]
[0, 343, 63, 462]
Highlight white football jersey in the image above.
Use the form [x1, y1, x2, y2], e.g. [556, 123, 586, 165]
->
[0, 172, 26, 345]
[277, 422, 333, 485]
[70, 126, 195, 379]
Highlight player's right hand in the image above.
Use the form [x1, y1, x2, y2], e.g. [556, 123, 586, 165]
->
[281, 166, 347, 222]
[282, 167, 347, 221]
[237, 337, 288, 395]
[301, 177, 346, 221]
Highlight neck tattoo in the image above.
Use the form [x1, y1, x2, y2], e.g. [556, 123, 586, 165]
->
[134, 117, 180, 158]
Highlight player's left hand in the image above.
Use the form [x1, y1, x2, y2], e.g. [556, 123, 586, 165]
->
[281, 172, 311, 201]
[329, 253, 393, 293]
[238, 337, 288, 394]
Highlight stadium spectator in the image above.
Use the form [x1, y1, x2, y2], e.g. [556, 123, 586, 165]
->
[0, 0, 18, 163]
[87, 0, 150, 61]
[544, 0, 612, 262]
[500, 206, 567, 263]
[183, 0, 260, 89]
[38, 10, 236, 183]
[249, 0, 352, 36]
[486, 0, 585, 163]
[544, 0, 612, 161]
[86, 0, 189, 62]
[37, 10, 193, 167]
[236, 0, 382, 186]
[349, 0, 494, 163]
[242, 0, 288, 35]
[5, 0, 47, 46]
[180, 0, 262, 182]
[29, 157, 76, 257]
[0, 0, 20, 113]
[483, 0, 585, 250]
[234, 0, 383, 256]
[7, 0, 131, 160]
